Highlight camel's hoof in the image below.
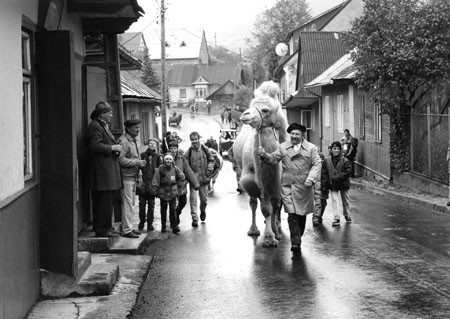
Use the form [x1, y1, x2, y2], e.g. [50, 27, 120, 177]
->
[274, 232, 281, 241]
[247, 228, 260, 237]
[262, 236, 278, 247]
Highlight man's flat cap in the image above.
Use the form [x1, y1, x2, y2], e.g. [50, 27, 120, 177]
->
[124, 119, 141, 127]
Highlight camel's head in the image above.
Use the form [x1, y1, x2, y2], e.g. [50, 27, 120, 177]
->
[240, 81, 282, 130]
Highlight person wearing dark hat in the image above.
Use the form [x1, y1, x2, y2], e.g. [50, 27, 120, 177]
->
[118, 119, 147, 238]
[321, 141, 352, 227]
[138, 138, 162, 231]
[258, 122, 321, 253]
[152, 152, 185, 233]
[168, 140, 199, 231]
[87, 101, 122, 237]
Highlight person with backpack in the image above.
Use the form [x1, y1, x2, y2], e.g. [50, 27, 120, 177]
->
[341, 129, 358, 177]
[184, 131, 215, 227]
[152, 153, 185, 233]
[322, 141, 352, 226]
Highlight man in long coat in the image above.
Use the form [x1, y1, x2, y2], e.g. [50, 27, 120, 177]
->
[87, 101, 123, 237]
[258, 123, 321, 253]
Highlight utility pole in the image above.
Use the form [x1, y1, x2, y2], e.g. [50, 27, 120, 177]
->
[160, 0, 167, 137]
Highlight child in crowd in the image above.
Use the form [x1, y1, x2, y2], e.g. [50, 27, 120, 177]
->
[321, 141, 352, 226]
[138, 138, 161, 231]
[152, 153, 185, 233]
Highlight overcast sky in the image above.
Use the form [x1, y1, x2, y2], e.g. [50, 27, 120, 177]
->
[129, 0, 346, 52]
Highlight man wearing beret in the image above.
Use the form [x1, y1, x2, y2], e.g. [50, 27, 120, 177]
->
[87, 101, 122, 237]
[118, 119, 147, 238]
[258, 123, 321, 253]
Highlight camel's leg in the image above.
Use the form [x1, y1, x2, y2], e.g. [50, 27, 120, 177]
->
[261, 199, 278, 247]
[271, 198, 282, 240]
[247, 197, 260, 237]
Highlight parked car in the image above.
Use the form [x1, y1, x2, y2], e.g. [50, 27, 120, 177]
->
[218, 129, 238, 157]
[169, 112, 182, 127]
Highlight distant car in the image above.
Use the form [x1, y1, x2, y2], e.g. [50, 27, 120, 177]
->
[218, 129, 238, 157]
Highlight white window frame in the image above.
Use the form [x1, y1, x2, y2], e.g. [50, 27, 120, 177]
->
[374, 102, 382, 142]
[337, 95, 344, 132]
[324, 95, 330, 127]
[180, 89, 186, 98]
[301, 110, 313, 129]
[22, 30, 33, 180]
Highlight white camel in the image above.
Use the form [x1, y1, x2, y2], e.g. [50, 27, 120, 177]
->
[232, 81, 288, 247]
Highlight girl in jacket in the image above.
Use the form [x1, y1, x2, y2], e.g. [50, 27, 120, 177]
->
[138, 138, 161, 231]
[322, 141, 352, 226]
[152, 153, 185, 233]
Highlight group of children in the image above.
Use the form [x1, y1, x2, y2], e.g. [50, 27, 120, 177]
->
[137, 134, 222, 234]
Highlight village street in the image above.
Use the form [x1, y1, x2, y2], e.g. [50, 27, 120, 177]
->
[130, 113, 450, 319]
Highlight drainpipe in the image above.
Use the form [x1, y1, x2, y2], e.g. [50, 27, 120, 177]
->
[305, 88, 323, 152]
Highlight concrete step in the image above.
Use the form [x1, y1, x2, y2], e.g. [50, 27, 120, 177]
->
[40, 252, 120, 298]
[107, 232, 150, 255]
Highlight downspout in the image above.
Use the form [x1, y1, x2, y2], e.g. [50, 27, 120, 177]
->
[305, 88, 323, 152]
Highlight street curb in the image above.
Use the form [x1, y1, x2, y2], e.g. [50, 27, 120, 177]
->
[351, 180, 450, 215]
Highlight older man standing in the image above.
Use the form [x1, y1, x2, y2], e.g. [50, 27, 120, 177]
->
[258, 123, 321, 253]
[87, 101, 122, 237]
[118, 119, 147, 238]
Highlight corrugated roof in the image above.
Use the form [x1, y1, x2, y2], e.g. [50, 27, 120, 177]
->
[305, 53, 354, 88]
[299, 32, 348, 85]
[120, 71, 161, 100]
[166, 63, 239, 86]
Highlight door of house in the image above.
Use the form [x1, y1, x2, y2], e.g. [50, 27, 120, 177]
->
[36, 31, 77, 276]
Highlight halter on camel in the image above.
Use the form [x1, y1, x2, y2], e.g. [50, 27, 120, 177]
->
[253, 105, 279, 146]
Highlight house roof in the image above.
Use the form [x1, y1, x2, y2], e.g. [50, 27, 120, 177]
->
[286, 0, 351, 39]
[304, 53, 355, 88]
[146, 28, 203, 60]
[205, 80, 238, 100]
[166, 63, 240, 86]
[120, 71, 161, 101]
[299, 32, 349, 85]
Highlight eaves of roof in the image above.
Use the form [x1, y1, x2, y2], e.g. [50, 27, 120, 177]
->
[304, 53, 354, 88]
[120, 70, 161, 101]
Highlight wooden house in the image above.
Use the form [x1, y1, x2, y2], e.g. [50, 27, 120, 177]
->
[0, 1, 147, 317]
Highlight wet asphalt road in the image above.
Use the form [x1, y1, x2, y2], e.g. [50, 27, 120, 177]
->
[131, 114, 450, 319]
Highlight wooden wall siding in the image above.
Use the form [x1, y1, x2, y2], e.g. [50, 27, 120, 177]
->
[0, 186, 40, 319]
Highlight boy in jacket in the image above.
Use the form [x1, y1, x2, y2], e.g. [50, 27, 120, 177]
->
[168, 140, 200, 229]
[152, 153, 185, 233]
[321, 141, 352, 226]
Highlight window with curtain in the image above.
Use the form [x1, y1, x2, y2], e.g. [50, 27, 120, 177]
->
[22, 30, 34, 180]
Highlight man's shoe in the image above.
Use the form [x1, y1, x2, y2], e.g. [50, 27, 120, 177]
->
[332, 218, 340, 227]
[132, 229, 141, 235]
[138, 222, 145, 230]
[96, 231, 119, 238]
[447, 200, 450, 206]
[192, 220, 198, 227]
[147, 224, 154, 231]
[344, 215, 352, 223]
[237, 188, 243, 194]
[161, 226, 167, 233]
[200, 211, 206, 222]
[122, 232, 139, 238]
[172, 226, 180, 234]
[290, 244, 301, 253]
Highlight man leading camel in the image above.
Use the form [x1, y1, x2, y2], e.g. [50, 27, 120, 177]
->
[258, 123, 321, 253]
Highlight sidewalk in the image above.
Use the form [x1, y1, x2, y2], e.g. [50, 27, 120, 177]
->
[27, 177, 450, 319]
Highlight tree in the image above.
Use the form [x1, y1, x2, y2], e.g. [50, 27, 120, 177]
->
[344, 0, 450, 172]
[248, 0, 311, 84]
[235, 86, 253, 109]
[141, 46, 160, 91]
